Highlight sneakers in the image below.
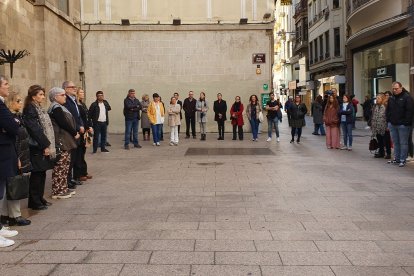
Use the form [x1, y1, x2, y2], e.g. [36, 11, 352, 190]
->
[0, 236, 14, 247]
[387, 159, 399, 164]
[0, 226, 18, 238]
[156, 142, 160, 146]
[347, 147, 352, 151]
[399, 161, 406, 167]
[101, 148, 109, 153]
[169, 142, 174, 146]
[266, 137, 272, 142]
[51, 192, 72, 199]
[153, 143, 156, 146]
[340, 146, 348, 150]
[277, 137, 280, 143]
[134, 144, 142, 148]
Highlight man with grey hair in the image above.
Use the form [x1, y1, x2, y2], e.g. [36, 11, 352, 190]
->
[62, 81, 83, 189]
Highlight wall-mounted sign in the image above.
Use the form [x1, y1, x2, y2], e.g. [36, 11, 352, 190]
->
[252, 53, 266, 64]
[377, 67, 387, 76]
[263, 84, 268, 90]
[280, 0, 292, 5]
[288, 80, 297, 90]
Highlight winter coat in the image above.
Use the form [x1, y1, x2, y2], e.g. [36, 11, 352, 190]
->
[13, 113, 31, 173]
[48, 105, 78, 152]
[196, 99, 209, 123]
[183, 98, 197, 117]
[168, 104, 181, 127]
[386, 91, 414, 126]
[311, 101, 324, 124]
[124, 97, 142, 120]
[213, 100, 227, 121]
[89, 100, 111, 125]
[371, 104, 387, 136]
[0, 100, 19, 180]
[246, 103, 262, 121]
[361, 99, 373, 121]
[148, 101, 165, 125]
[230, 102, 244, 126]
[339, 102, 355, 124]
[288, 103, 307, 128]
[64, 95, 84, 131]
[140, 100, 151, 129]
[323, 105, 339, 127]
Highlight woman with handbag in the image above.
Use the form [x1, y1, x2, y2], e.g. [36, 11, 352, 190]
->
[23, 85, 55, 210]
[230, 96, 244, 140]
[196, 92, 209, 141]
[0, 91, 32, 226]
[48, 88, 80, 199]
[288, 95, 308, 144]
[246, 94, 262, 141]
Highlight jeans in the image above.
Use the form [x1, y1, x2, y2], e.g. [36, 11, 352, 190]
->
[341, 122, 353, 147]
[313, 124, 326, 135]
[389, 124, 410, 162]
[267, 117, 280, 138]
[151, 124, 161, 143]
[125, 118, 139, 146]
[93, 121, 108, 151]
[250, 119, 259, 139]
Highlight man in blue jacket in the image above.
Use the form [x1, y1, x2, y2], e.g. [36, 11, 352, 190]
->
[386, 82, 414, 167]
[0, 75, 19, 247]
[123, 89, 142, 149]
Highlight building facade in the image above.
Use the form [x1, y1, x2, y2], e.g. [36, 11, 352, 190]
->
[0, 0, 81, 93]
[308, 0, 346, 100]
[1, 0, 276, 133]
[346, 0, 414, 107]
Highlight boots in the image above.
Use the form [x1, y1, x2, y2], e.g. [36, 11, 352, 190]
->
[146, 133, 150, 141]
[200, 134, 206, 141]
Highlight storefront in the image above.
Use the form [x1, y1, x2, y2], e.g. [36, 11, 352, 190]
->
[353, 36, 410, 100]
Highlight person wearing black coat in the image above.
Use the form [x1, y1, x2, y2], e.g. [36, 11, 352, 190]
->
[62, 81, 84, 188]
[23, 85, 55, 211]
[89, 91, 111, 153]
[0, 91, 32, 227]
[213, 93, 227, 140]
[75, 87, 93, 181]
[288, 95, 308, 144]
[183, 91, 197, 138]
[0, 76, 20, 246]
[123, 89, 142, 149]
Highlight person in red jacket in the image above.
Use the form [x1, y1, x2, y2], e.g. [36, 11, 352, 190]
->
[230, 96, 244, 140]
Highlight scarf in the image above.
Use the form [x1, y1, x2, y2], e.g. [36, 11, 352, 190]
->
[33, 103, 56, 158]
[48, 101, 72, 117]
[233, 102, 241, 112]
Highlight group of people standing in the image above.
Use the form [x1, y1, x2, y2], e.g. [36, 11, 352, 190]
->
[0, 76, 96, 247]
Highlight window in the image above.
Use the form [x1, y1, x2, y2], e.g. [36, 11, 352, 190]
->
[319, 35, 324, 60]
[309, 41, 313, 64]
[333, 0, 340, 9]
[325, 31, 330, 58]
[58, 0, 69, 15]
[334, 28, 340, 57]
[314, 39, 318, 62]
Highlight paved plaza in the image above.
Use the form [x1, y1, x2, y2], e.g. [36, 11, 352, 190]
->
[1, 120, 414, 275]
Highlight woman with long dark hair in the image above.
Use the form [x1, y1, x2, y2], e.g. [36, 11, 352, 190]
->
[230, 96, 244, 140]
[246, 94, 261, 141]
[23, 85, 55, 210]
[339, 94, 355, 151]
[323, 95, 340, 149]
[288, 95, 307, 144]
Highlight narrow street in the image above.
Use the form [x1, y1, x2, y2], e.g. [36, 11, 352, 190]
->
[1, 119, 414, 276]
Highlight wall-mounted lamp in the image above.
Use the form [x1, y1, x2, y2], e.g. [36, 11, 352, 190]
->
[239, 18, 248, 24]
[173, 18, 181, 25]
[0, 49, 30, 78]
[121, 19, 130, 25]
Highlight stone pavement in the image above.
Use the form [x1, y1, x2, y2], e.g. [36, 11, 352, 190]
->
[1, 119, 414, 276]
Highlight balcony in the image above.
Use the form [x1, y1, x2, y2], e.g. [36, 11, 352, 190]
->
[293, 39, 308, 52]
[294, 0, 308, 19]
[347, 0, 373, 16]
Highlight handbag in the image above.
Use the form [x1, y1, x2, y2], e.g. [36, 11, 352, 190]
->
[369, 136, 378, 152]
[7, 171, 30, 200]
[84, 132, 92, 148]
[258, 111, 264, 123]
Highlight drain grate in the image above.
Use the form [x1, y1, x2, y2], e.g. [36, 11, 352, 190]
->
[185, 147, 275, 156]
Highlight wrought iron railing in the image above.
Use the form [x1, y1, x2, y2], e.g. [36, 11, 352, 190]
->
[294, 0, 307, 18]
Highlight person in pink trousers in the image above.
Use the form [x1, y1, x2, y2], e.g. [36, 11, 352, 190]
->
[323, 95, 340, 149]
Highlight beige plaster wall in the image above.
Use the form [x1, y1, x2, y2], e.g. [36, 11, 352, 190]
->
[83, 25, 273, 133]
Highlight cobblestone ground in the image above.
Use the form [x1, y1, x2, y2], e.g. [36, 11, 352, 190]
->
[1, 119, 414, 275]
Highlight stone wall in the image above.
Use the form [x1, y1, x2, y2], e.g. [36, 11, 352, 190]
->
[83, 24, 274, 133]
[0, 1, 81, 97]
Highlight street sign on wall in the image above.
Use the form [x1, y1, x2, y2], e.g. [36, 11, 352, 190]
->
[280, 0, 292, 5]
[252, 53, 266, 64]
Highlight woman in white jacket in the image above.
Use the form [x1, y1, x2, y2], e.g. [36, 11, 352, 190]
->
[168, 97, 181, 146]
